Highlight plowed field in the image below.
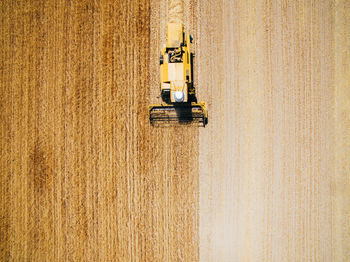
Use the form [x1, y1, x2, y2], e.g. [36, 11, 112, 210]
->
[1, 0, 349, 261]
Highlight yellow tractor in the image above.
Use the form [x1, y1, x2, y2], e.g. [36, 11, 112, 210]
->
[149, 23, 208, 126]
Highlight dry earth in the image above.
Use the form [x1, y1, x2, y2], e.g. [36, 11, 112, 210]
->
[1, 0, 349, 261]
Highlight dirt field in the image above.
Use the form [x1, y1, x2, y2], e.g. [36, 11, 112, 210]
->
[1, 0, 349, 261]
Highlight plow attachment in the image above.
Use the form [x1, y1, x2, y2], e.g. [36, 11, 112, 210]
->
[149, 102, 208, 127]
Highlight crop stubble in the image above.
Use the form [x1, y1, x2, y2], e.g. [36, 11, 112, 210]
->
[198, 0, 350, 261]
